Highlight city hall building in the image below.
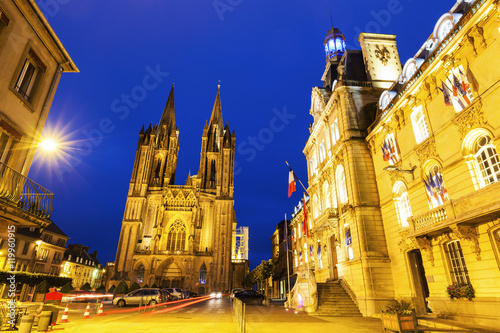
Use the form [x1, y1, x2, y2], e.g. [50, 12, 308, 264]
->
[112, 85, 240, 294]
[290, 0, 500, 327]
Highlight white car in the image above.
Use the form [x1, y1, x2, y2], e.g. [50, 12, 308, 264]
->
[164, 288, 183, 300]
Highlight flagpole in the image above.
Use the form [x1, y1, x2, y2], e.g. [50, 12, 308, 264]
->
[285, 161, 309, 195]
[285, 213, 291, 306]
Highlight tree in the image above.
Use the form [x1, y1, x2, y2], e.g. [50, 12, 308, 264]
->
[142, 284, 149, 288]
[151, 283, 158, 288]
[114, 279, 128, 295]
[60, 282, 74, 293]
[96, 285, 106, 293]
[35, 280, 50, 293]
[243, 270, 256, 289]
[80, 282, 92, 291]
[129, 282, 140, 292]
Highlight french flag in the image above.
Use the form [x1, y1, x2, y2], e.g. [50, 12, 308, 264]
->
[288, 167, 297, 198]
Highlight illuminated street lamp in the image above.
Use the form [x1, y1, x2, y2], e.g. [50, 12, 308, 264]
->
[39, 138, 58, 151]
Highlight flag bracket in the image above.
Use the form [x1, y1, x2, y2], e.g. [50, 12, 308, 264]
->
[383, 165, 416, 180]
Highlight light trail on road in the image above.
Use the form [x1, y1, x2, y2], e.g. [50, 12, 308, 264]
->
[102, 296, 212, 315]
[141, 296, 212, 318]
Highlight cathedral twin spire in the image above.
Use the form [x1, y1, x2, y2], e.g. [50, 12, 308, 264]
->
[133, 83, 235, 193]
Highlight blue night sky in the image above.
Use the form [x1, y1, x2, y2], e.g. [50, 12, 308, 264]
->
[30, 0, 454, 270]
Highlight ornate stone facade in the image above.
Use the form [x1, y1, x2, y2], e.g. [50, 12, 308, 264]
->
[112, 85, 238, 294]
[291, 28, 401, 316]
[367, 0, 500, 327]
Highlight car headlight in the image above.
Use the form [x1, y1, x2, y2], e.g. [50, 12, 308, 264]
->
[210, 293, 216, 298]
[216, 292, 222, 298]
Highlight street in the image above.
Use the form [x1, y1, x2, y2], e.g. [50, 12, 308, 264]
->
[46, 297, 385, 333]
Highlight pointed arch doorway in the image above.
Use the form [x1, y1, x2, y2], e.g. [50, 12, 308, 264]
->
[161, 263, 183, 288]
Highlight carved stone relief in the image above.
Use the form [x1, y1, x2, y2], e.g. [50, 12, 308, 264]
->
[451, 99, 486, 139]
[375, 45, 391, 66]
[415, 136, 438, 165]
[393, 109, 406, 131]
[451, 225, 481, 260]
[416, 236, 435, 266]
[398, 230, 418, 253]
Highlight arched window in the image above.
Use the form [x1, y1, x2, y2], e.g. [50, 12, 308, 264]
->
[336, 165, 348, 205]
[317, 244, 323, 269]
[323, 181, 331, 209]
[424, 164, 449, 208]
[166, 220, 186, 252]
[473, 135, 500, 187]
[199, 263, 207, 284]
[411, 106, 430, 144]
[345, 227, 353, 260]
[319, 141, 326, 163]
[312, 193, 321, 218]
[137, 264, 145, 283]
[446, 240, 470, 284]
[393, 181, 412, 228]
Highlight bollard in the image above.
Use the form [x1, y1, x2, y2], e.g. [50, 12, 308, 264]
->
[38, 311, 52, 331]
[18, 315, 34, 333]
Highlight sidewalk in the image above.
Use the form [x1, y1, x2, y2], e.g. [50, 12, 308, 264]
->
[244, 304, 385, 333]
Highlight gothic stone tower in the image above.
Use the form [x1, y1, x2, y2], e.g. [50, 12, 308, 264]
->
[113, 84, 236, 294]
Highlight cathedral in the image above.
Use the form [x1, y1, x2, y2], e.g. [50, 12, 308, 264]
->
[112, 84, 237, 294]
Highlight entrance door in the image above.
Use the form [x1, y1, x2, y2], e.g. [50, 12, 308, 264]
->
[330, 236, 338, 280]
[408, 250, 429, 315]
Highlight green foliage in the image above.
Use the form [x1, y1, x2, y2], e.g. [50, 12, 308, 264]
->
[96, 285, 106, 293]
[243, 270, 256, 289]
[114, 280, 128, 295]
[60, 282, 74, 293]
[80, 282, 92, 291]
[0, 271, 72, 287]
[35, 280, 50, 293]
[446, 282, 475, 301]
[129, 282, 140, 292]
[151, 283, 158, 288]
[142, 284, 149, 288]
[107, 285, 116, 294]
[381, 299, 415, 315]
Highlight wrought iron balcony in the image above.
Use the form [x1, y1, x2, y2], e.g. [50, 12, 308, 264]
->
[0, 161, 53, 220]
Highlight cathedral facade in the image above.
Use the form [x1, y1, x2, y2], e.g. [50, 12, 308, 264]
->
[113, 85, 237, 294]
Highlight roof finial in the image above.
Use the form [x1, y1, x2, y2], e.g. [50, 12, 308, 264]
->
[218, 80, 221, 89]
[330, 10, 334, 30]
[172, 79, 175, 87]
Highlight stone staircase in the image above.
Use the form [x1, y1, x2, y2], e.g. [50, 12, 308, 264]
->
[315, 280, 362, 316]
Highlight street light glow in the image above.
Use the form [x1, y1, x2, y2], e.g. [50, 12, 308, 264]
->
[40, 139, 58, 151]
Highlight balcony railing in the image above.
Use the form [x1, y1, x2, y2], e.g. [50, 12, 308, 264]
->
[0, 162, 53, 219]
[413, 207, 446, 230]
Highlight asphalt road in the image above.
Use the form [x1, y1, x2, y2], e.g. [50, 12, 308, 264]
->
[33, 297, 385, 333]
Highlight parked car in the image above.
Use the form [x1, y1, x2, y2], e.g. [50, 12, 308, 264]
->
[164, 288, 183, 300]
[229, 288, 246, 301]
[186, 291, 198, 298]
[232, 290, 265, 304]
[113, 288, 165, 307]
[161, 289, 174, 301]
